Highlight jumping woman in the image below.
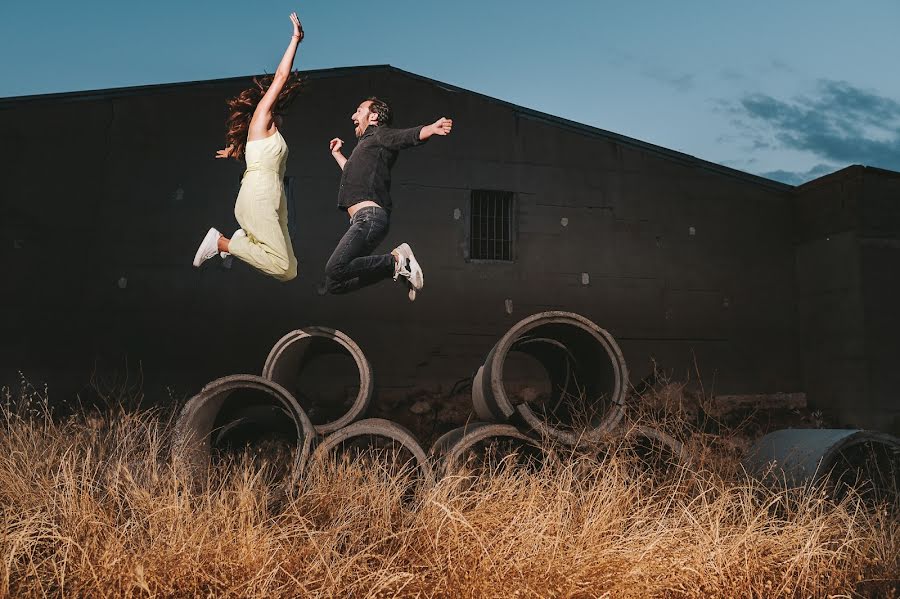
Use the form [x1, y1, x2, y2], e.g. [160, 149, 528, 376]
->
[192, 12, 304, 282]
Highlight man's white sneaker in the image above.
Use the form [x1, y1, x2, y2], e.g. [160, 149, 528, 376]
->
[392, 253, 411, 281]
[392, 242, 423, 291]
[192, 227, 222, 267]
[220, 228, 246, 268]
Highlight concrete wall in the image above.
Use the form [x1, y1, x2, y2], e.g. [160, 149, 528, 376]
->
[858, 169, 900, 433]
[0, 67, 802, 409]
[794, 167, 900, 434]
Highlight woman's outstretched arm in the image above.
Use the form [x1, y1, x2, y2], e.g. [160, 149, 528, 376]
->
[249, 12, 303, 136]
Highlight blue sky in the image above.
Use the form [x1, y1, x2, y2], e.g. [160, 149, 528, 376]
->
[3, 0, 899, 184]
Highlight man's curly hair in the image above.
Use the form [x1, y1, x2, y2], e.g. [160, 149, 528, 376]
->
[365, 96, 392, 126]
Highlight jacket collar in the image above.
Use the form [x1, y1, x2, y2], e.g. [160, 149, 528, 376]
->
[358, 124, 379, 140]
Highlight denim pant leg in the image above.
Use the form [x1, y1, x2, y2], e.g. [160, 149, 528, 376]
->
[324, 208, 395, 294]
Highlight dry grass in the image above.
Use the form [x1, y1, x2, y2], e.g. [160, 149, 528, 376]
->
[1, 382, 898, 598]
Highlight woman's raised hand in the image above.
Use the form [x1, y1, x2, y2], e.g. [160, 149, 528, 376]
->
[290, 12, 304, 42]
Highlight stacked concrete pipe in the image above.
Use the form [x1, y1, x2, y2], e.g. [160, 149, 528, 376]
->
[173, 327, 434, 486]
[595, 424, 689, 471]
[264, 329, 432, 484]
[262, 327, 373, 435]
[430, 422, 546, 476]
[171, 315, 697, 484]
[172, 325, 374, 481]
[172, 374, 317, 481]
[472, 311, 629, 445]
[311, 418, 435, 486]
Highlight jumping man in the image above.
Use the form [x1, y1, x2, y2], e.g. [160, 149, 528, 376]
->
[325, 98, 453, 300]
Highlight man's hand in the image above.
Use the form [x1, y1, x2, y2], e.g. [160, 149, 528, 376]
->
[330, 138, 348, 170]
[215, 145, 234, 159]
[429, 117, 453, 136]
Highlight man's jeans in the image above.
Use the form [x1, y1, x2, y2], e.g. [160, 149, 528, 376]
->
[324, 206, 395, 294]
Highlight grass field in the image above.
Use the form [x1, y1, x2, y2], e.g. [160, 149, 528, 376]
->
[1, 381, 898, 598]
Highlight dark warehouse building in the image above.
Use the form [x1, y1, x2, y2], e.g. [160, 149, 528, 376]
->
[1, 65, 897, 434]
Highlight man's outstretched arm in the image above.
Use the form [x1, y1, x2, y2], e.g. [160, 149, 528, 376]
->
[329, 138, 347, 170]
[379, 117, 454, 150]
[419, 117, 453, 140]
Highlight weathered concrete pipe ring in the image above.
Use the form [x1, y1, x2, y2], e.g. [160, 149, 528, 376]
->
[472, 311, 628, 445]
[311, 418, 435, 486]
[262, 327, 373, 435]
[743, 428, 900, 501]
[172, 374, 317, 481]
[430, 422, 544, 475]
[614, 424, 689, 468]
[514, 336, 574, 410]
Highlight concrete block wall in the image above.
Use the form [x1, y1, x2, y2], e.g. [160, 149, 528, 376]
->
[4, 67, 882, 428]
[794, 166, 900, 434]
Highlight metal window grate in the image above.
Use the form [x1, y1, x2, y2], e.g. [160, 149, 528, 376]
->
[469, 190, 515, 261]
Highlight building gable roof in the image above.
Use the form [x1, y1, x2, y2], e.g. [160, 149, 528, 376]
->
[0, 64, 796, 191]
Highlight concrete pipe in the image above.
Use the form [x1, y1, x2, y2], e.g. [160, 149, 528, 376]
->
[211, 404, 292, 447]
[472, 311, 628, 445]
[596, 424, 689, 471]
[430, 422, 545, 475]
[310, 418, 434, 486]
[173, 374, 316, 481]
[743, 428, 900, 501]
[262, 327, 373, 435]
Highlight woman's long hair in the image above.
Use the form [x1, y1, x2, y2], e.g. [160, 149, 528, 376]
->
[224, 72, 304, 160]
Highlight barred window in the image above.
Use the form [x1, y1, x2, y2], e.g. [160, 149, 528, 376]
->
[469, 190, 516, 261]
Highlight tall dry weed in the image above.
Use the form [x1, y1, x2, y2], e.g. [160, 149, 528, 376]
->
[0, 381, 897, 598]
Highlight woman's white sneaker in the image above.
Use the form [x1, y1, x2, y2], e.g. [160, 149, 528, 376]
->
[192, 227, 222, 267]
